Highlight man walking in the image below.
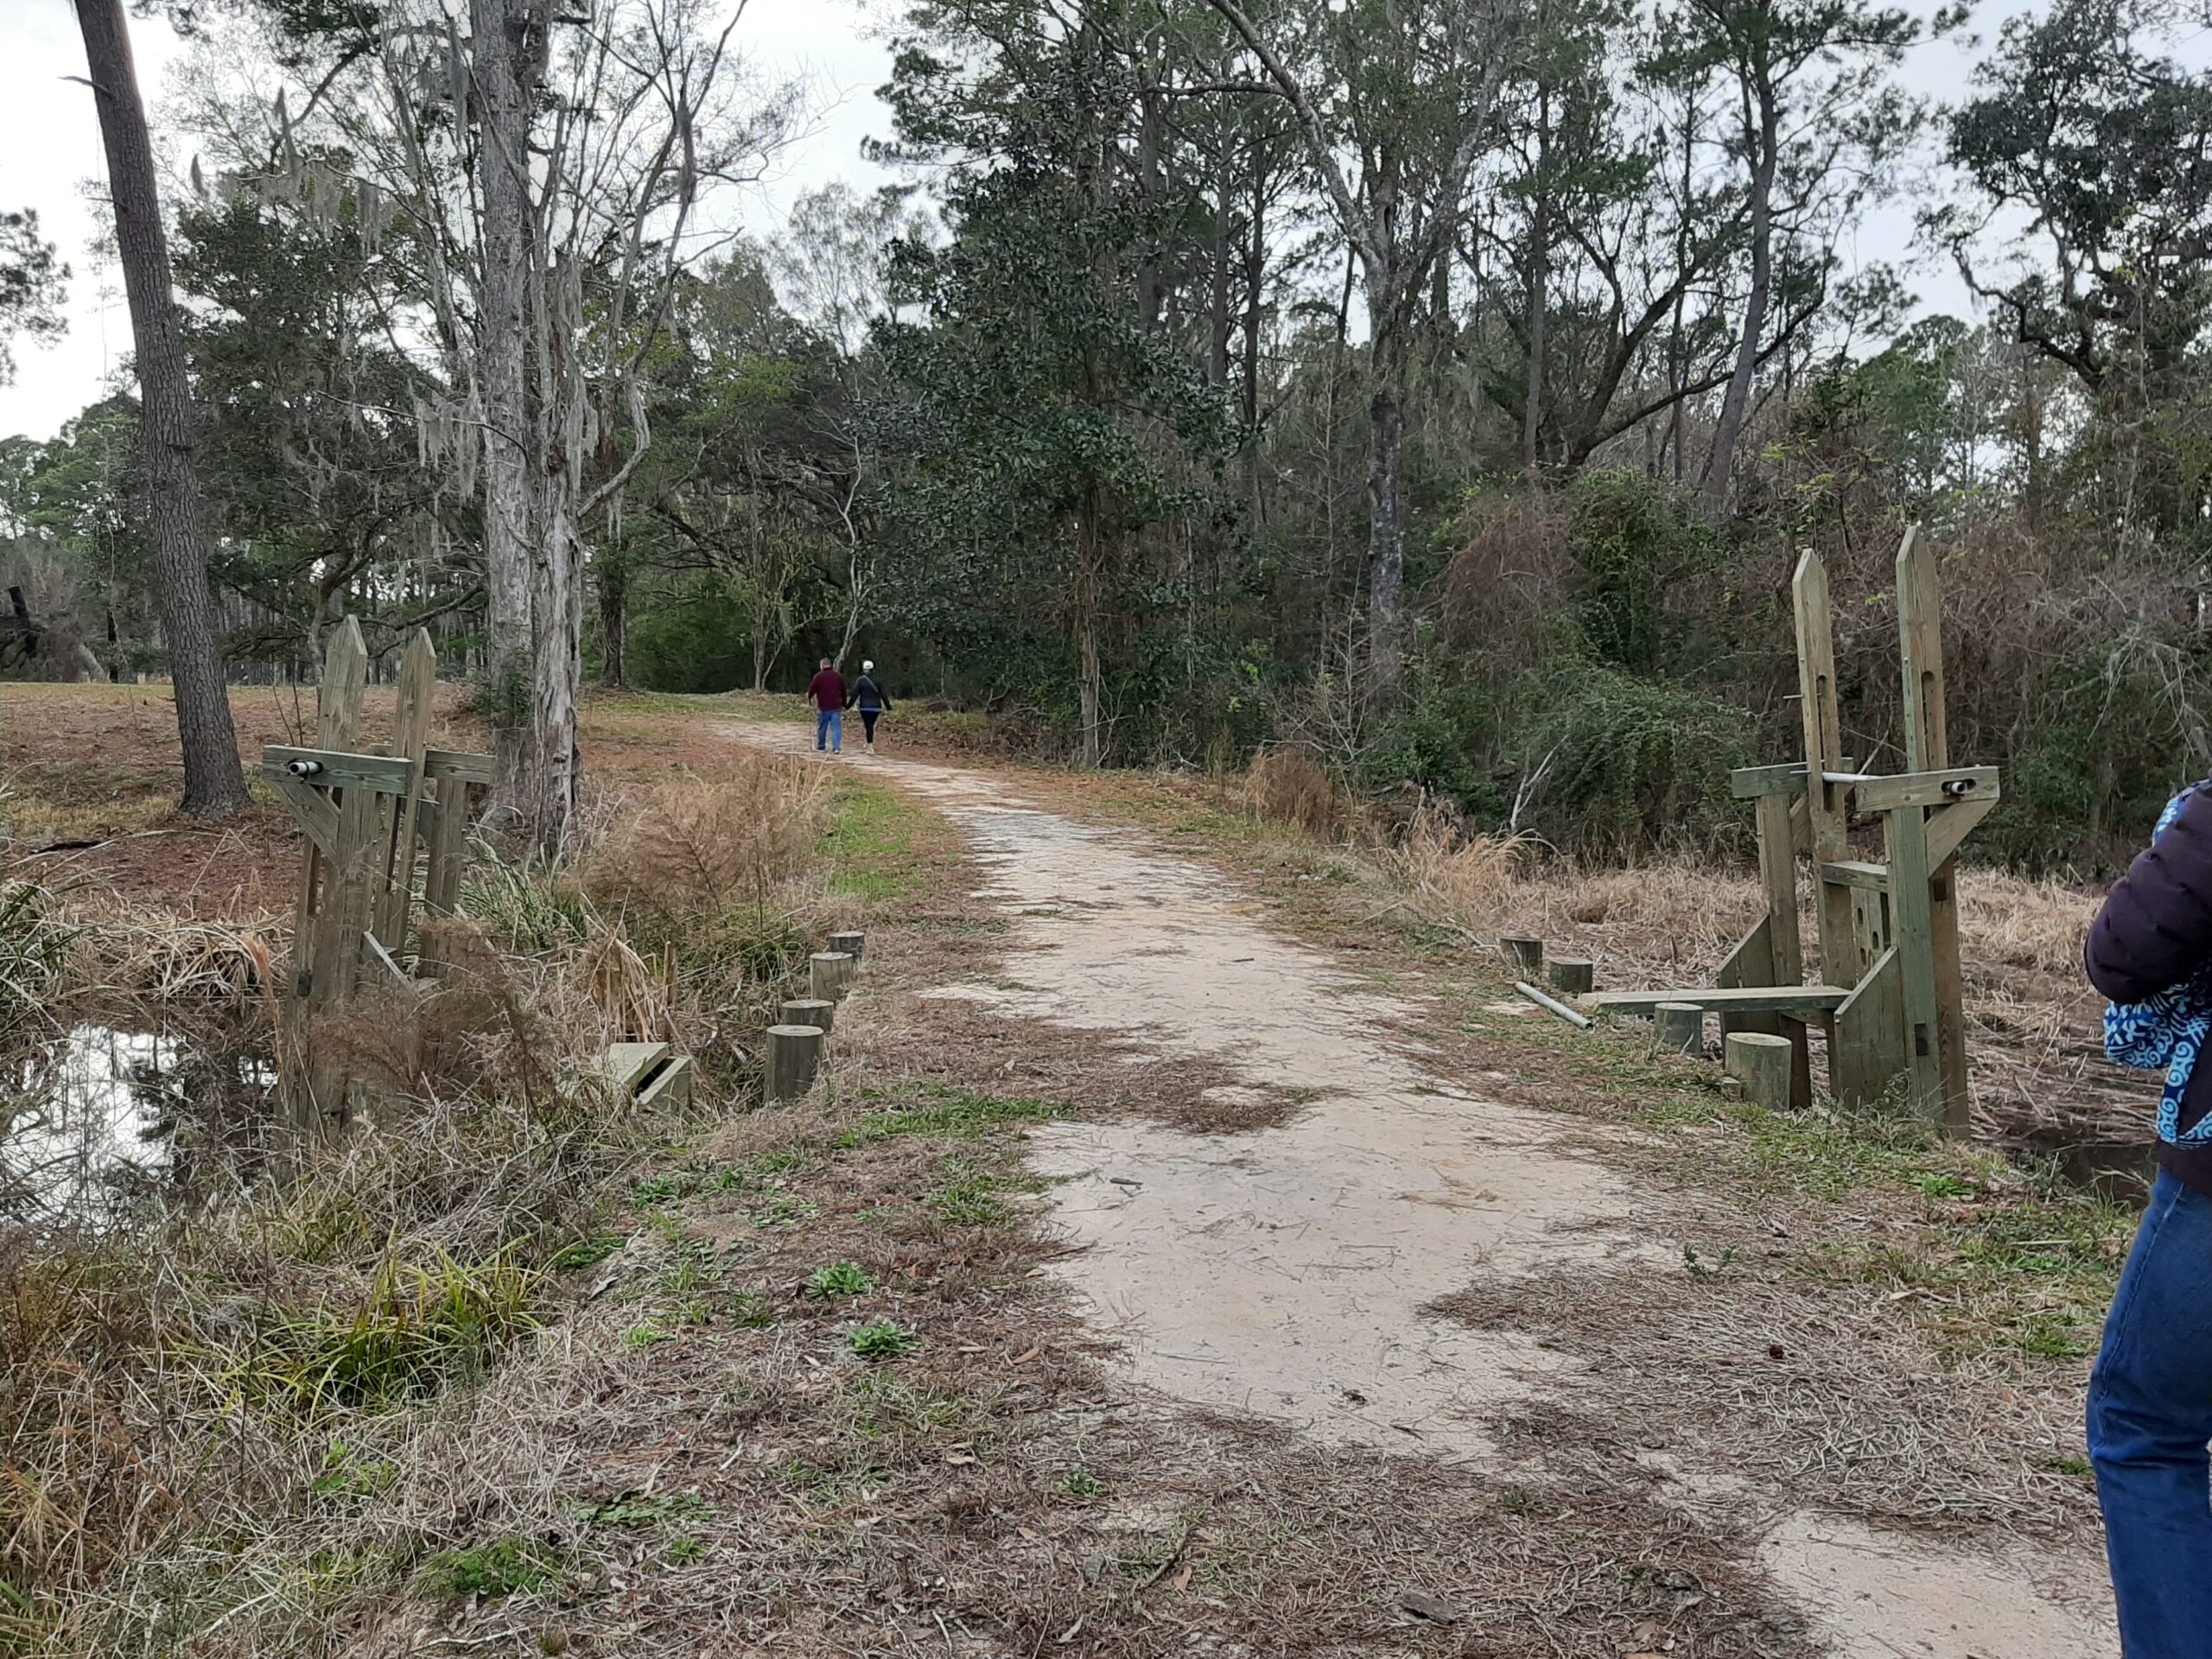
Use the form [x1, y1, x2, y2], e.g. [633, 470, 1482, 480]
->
[805, 658, 846, 754]
[849, 659, 892, 754]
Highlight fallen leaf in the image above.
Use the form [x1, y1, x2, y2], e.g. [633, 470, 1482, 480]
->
[1171, 1563, 1193, 1592]
[1055, 1618, 1084, 1645]
[1012, 1345, 1043, 1365]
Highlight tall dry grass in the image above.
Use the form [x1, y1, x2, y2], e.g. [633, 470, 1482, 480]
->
[0, 746, 854, 1654]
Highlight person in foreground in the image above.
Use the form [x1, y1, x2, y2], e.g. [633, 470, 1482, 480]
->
[848, 659, 891, 754]
[2084, 776, 2212, 1654]
[805, 658, 845, 753]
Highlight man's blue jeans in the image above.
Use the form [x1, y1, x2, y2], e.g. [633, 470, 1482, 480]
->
[2089, 1166, 2212, 1653]
[816, 709, 842, 753]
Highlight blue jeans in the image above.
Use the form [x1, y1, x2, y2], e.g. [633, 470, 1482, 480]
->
[2089, 1167, 2212, 1653]
[815, 709, 842, 752]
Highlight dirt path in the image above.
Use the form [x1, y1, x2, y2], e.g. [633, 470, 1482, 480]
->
[737, 721, 2118, 1658]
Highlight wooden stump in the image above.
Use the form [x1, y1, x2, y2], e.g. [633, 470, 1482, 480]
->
[828, 930, 865, 964]
[766, 1024, 824, 1103]
[1547, 958, 1594, 995]
[782, 996, 836, 1036]
[1725, 1031, 1794, 1109]
[1502, 937, 1545, 976]
[1654, 1001, 1704, 1056]
[810, 951, 857, 1001]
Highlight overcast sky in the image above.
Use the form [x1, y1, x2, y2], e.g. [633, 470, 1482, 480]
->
[0, 0, 2087, 446]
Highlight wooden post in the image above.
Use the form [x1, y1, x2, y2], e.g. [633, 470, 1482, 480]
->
[371, 629, 436, 959]
[297, 620, 370, 1137]
[766, 1024, 824, 1103]
[1897, 525, 1970, 1135]
[810, 951, 857, 1001]
[828, 930, 865, 964]
[1725, 1032, 1794, 1109]
[1502, 937, 1545, 976]
[782, 996, 836, 1036]
[1654, 1002, 1703, 1056]
[1885, 803, 1946, 1122]
[1793, 551, 1858, 990]
[1547, 958, 1594, 995]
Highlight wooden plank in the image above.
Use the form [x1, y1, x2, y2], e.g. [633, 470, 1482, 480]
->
[1836, 766, 1999, 813]
[1898, 525, 1972, 1135]
[297, 617, 370, 1141]
[265, 769, 341, 859]
[1833, 945, 1905, 1108]
[373, 630, 437, 957]
[423, 775, 473, 919]
[425, 747, 497, 787]
[1731, 762, 1808, 799]
[1821, 859, 1890, 892]
[1926, 794, 1994, 871]
[1583, 984, 1852, 1015]
[1794, 551, 1859, 989]
[263, 746, 412, 792]
[1755, 793, 1802, 984]
[594, 1041, 672, 1094]
[1885, 803, 1945, 1124]
[1896, 523, 1945, 772]
[636, 1055, 693, 1110]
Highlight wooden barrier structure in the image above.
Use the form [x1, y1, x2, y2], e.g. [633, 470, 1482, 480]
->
[265, 620, 493, 1136]
[1577, 528, 1996, 1133]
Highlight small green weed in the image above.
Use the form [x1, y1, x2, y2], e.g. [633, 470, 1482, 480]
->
[308, 1441, 398, 1503]
[848, 1319, 920, 1361]
[416, 1537, 563, 1600]
[1060, 1469, 1104, 1498]
[750, 1193, 820, 1230]
[927, 1158, 1017, 1228]
[806, 1261, 875, 1299]
[624, 1323, 672, 1349]
[548, 1233, 626, 1272]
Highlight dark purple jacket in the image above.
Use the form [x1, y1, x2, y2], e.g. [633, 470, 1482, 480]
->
[2087, 783, 2212, 1192]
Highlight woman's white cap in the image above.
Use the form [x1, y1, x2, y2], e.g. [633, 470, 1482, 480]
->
[862, 660, 874, 671]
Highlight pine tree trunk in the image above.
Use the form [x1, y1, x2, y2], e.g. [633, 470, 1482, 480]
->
[74, 0, 247, 821]
[1076, 495, 1103, 770]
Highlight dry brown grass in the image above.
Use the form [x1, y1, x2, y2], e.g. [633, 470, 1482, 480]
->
[1241, 746, 1345, 840]
[583, 753, 828, 923]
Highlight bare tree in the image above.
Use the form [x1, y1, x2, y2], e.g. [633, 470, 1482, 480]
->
[1205, 0, 1521, 694]
[72, 0, 249, 819]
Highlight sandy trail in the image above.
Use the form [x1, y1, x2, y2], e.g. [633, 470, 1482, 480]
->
[734, 721, 2116, 1656]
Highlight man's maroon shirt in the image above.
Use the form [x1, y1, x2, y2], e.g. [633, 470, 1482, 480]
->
[807, 669, 846, 711]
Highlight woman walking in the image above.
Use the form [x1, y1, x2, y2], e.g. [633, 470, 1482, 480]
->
[2085, 778, 2212, 1655]
[849, 660, 892, 755]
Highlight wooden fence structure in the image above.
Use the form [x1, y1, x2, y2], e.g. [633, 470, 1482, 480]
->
[1575, 528, 1997, 1132]
[264, 619, 493, 1135]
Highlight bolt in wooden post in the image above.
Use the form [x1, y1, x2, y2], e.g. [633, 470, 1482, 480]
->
[782, 996, 836, 1037]
[1725, 1031, 1795, 1109]
[1502, 937, 1545, 976]
[1547, 958, 1594, 995]
[1654, 1001, 1704, 1056]
[766, 1024, 825, 1103]
[810, 951, 856, 1001]
[828, 930, 865, 964]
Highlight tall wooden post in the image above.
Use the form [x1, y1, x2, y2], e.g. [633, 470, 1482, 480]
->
[1897, 526, 1970, 1135]
[1792, 553, 1858, 989]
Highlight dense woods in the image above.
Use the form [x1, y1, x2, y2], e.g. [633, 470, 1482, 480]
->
[6, 0, 2212, 864]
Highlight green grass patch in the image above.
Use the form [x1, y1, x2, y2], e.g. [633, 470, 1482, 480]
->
[547, 1233, 626, 1271]
[841, 1084, 1058, 1147]
[926, 1156, 1020, 1228]
[819, 779, 925, 901]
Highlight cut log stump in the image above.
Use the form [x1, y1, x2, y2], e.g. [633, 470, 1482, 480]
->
[1654, 1001, 1704, 1056]
[1725, 1031, 1795, 1109]
[828, 930, 865, 964]
[810, 951, 857, 1001]
[782, 996, 836, 1037]
[766, 1024, 824, 1103]
[1547, 958, 1594, 995]
[1502, 937, 1545, 976]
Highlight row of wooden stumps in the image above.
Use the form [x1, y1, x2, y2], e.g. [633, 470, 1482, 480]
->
[1506, 936, 1795, 1110]
[765, 931, 865, 1103]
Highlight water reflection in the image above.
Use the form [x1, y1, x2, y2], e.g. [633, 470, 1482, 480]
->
[1, 1024, 274, 1222]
